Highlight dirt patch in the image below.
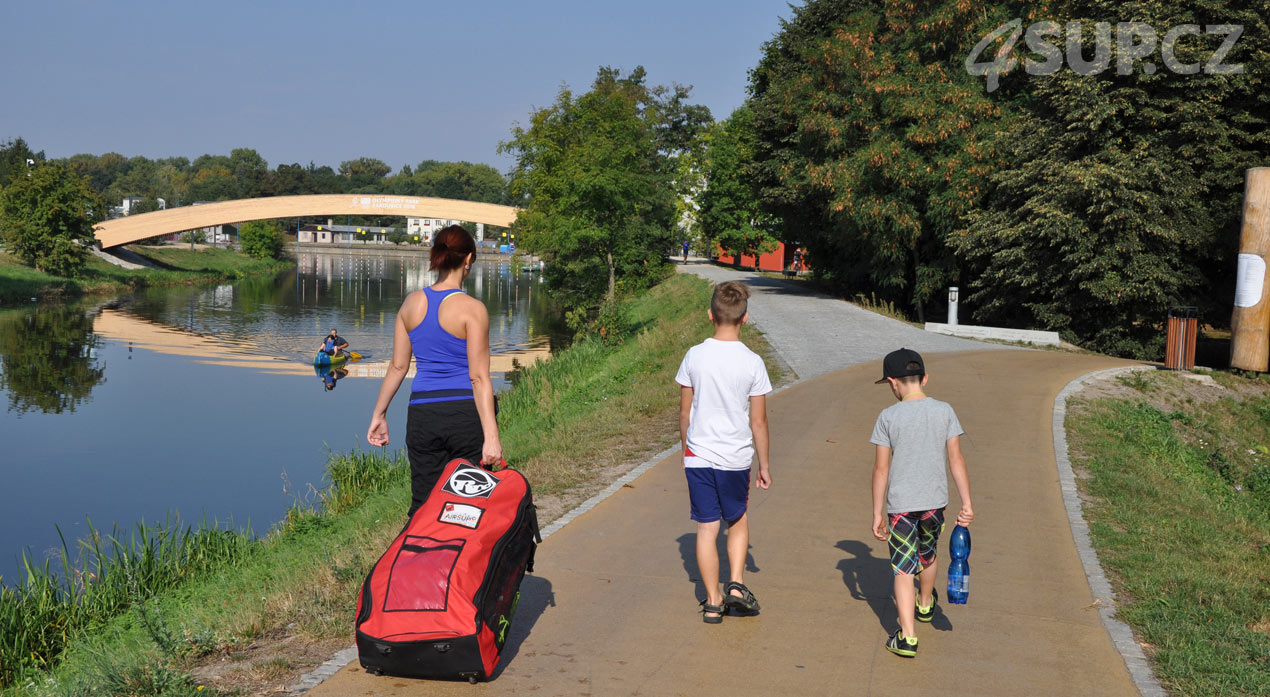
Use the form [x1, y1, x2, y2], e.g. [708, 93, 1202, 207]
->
[1068, 367, 1266, 413]
[186, 629, 349, 695]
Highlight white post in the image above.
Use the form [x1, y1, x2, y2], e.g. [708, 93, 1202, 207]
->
[948, 286, 960, 326]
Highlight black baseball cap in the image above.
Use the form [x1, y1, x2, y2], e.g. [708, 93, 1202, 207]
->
[875, 348, 925, 384]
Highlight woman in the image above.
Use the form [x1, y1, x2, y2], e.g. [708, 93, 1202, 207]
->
[367, 225, 503, 515]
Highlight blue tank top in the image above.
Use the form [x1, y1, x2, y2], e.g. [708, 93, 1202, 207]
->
[408, 287, 473, 404]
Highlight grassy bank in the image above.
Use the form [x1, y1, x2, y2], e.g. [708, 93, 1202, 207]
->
[1067, 370, 1270, 697]
[0, 246, 289, 305]
[3, 273, 783, 695]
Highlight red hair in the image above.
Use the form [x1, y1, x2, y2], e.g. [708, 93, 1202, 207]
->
[430, 225, 476, 272]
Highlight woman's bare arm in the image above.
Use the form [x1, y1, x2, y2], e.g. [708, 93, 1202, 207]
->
[465, 301, 502, 465]
[367, 306, 416, 447]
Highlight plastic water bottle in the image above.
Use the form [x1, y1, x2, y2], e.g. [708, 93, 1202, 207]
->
[947, 524, 971, 604]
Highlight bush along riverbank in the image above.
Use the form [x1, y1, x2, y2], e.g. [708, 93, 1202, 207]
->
[1066, 369, 1270, 697]
[0, 245, 290, 306]
[2, 273, 784, 696]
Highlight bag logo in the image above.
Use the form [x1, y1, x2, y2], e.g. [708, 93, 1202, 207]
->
[443, 467, 499, 498]
[439, 503, 484, 529]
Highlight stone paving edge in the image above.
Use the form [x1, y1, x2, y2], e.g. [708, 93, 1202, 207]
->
[1052, 366, 1167, 697]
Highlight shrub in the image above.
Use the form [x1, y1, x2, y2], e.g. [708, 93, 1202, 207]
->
[239, 220, 285, 260]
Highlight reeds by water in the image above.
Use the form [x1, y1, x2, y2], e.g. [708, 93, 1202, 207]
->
[0, 449, 409, 688]
[0, 517, 252, 686]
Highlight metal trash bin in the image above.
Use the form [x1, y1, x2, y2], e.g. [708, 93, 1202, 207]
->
[1165, 307, 1198, 370]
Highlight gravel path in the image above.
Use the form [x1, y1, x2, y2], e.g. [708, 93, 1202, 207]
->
[677, 259, 1008, 380]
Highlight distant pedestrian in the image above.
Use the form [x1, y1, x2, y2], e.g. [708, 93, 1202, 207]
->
[675, 281, 772, 623]
[869, 348, 974, 657]
[367, 225, 504, 516]
[682, 240, 691, 263]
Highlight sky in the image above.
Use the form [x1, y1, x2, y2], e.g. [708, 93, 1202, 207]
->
[1, 0, 798, 173]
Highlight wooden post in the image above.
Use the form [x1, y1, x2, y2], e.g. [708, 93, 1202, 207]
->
[1231, 167, 1270, 372]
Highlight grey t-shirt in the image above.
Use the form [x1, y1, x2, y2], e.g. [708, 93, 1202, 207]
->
[869, 398, 964, 514]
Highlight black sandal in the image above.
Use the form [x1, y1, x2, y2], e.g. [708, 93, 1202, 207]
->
[723, 582, 760, 613]
[700, 600, 725, 624]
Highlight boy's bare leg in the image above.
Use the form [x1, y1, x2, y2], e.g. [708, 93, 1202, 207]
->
[894, 572, 917, 638]
[918, 559, 938, 608]
[726, 513, 749, 596]
[696, 520, 724, 613]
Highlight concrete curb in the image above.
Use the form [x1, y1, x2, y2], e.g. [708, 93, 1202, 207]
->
[926, 321, 1061, 346]
[1052, 366, 1167, 697]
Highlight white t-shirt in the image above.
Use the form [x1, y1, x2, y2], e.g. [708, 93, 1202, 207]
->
[675, 338, 773, 469]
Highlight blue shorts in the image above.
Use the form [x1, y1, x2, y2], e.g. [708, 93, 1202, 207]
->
[685, 462, 751, 523]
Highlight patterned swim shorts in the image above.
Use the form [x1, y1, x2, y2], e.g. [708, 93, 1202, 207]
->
[888, 508, 946, 576]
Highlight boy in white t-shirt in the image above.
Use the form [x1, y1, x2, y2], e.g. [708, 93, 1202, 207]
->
[675, 281, 773, 624]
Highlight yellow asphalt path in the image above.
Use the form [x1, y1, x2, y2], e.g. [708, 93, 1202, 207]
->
[312, 349, 1144, 696]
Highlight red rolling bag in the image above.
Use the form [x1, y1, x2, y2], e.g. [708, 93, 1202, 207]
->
[355, 458, 539, 682]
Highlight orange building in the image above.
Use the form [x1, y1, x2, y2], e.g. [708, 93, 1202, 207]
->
[716, 242, 804, 273]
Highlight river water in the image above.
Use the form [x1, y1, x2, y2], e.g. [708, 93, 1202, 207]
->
[0, 249, 560, 584]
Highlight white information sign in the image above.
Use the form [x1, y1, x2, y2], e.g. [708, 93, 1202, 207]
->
[1235, 253, 1267, 308]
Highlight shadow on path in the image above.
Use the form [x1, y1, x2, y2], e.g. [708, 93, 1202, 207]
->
[835, 539, 954, 634]
[490, 574, 555, 679]
[676, 531, 759, 605]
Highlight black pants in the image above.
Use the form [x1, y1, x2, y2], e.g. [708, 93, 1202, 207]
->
[405, 400, 484, 516]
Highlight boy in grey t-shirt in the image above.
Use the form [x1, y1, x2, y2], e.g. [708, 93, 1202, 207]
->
[869, 348, 974, 658]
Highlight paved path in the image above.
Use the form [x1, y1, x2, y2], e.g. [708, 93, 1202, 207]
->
[676, 259, 1005, 380]
[311, 268, 1144, 697]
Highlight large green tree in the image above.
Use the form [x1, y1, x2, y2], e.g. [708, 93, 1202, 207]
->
[0, 161, 106, 276]
[698, 105, 778, 265]
[955, 1, 1270, 357]
[749, 0, 1017, 320]
[501, 66, 709, 315]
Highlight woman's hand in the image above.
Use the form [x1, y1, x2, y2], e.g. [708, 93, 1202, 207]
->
[481, 436, 503, 467]
[367, 414, 390, 447]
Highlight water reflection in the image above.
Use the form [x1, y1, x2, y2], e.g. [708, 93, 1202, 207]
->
[315, 364, 348, 391]
[0, 305, 106, 415]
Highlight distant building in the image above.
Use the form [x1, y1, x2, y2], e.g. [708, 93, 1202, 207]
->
[404, 218, 485, 244]
[298, 222, 394, 244]
[111, 196, 167, 218]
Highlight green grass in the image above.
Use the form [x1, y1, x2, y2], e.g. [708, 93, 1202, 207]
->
[0, 247, 288, 305]
[1067, 372, 1270, 697]
[2, 272, 784, 695]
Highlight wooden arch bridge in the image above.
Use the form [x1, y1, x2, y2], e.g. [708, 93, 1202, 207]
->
[94, 194, 519, 248]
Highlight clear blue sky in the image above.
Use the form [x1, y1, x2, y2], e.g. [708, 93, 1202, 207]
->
[1, 0, 797, 172]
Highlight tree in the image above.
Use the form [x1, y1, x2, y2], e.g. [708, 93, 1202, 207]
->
[748, 0, 1015, 319]
[0, 161, 106, 276]
[185, 165, 238, 202]
[698, 106, 778, 266]
[501, 66, 708, 316]
[273, 163, 316, 195]
[239, 220, 285, 259]
[229, 148, 269, 198]
[0, 137, 43, 188]
[128, 197, 163, 215]
[339, 157, 392, 190]
[954, 1, 1270, 357]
